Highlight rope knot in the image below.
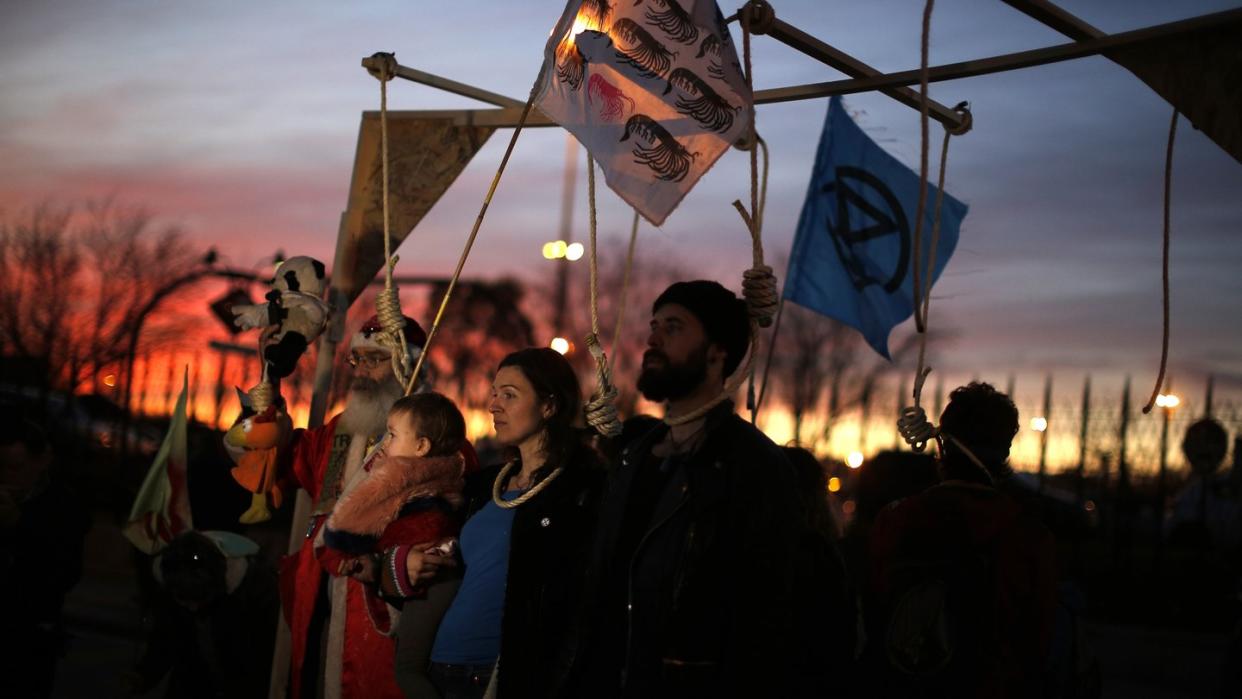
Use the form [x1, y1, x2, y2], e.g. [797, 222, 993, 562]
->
[742, 264, 779, 328]
[584, 333, 623, 438]
[365, 52, 398, 82]
[740, 0, 776, 35]
[375, 285, 412, 386]
[248, 381, 274, 414]
[897, 405, 937, 452]
[946, 101, 973, 136]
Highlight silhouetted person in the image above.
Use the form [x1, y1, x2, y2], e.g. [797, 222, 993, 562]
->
[867, 382, 1056, 699]
[573, 281, 848, 697]
[1168, 418, 1239, 553]
[125, 530, 278, 698]
[0, 409, 89, 698]
[782, 446, 857, 694]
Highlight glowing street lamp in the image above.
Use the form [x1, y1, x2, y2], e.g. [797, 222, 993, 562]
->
[846, 451, 864, 469]
[565, 242, 584, 261]
[550, 337, 571, 355]
[1154, 393, 1180, 409]
[1030, 416, 1048, 432]
[827, 476, 842, 493]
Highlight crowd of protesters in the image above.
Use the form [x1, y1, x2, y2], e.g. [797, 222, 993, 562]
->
[7, 278, 1242, 698]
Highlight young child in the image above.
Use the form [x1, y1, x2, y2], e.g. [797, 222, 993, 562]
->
[320, 392, 468, 635]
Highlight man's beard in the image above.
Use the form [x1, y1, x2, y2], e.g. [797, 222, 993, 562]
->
[338, 374, 404, 437]
[637, 342, 708, 402]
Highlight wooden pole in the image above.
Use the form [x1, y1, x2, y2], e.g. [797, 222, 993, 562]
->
[1115, 376, 1133, 571]
[270, 213, 354, 699]
[368, 8, 1242, 129]
[1073, 375, 1090, 573]
[1204, 374, 1214, 417]
[751, 12, 969, 131]
[1155, 378, 1172, 573]
[1076, 376, 1091, 506]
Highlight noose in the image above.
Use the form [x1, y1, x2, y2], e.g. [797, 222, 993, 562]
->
[893, 1, 991, 480]
[583, 156, 623, 438]
[366, 52, 414, 391]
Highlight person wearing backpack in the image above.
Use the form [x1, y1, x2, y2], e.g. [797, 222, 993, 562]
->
[866, 382, 1056, 699]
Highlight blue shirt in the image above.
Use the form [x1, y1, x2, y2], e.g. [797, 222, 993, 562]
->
[430, 491, 521, 665]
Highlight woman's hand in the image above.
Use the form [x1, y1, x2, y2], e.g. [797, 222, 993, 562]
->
[405, 544, 456, 586]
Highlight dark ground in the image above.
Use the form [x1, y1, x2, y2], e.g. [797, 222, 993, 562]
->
[50, 510, 1236, 699]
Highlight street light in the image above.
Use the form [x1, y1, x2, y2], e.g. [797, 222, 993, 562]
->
[550, 337, 571, 355]
[565, 242, 584, 261]
[1031, 416, 1048, 432]
[1155, 393, 1180, 409]
[847, 451, 864, 469]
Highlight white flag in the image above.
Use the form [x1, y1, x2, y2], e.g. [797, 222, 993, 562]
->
[536, 0, 753, 226]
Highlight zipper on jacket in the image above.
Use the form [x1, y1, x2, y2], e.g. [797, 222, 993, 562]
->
[622, 487, 688, 689]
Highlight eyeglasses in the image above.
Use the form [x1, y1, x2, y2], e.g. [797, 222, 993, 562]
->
[348, 352, 391, 369]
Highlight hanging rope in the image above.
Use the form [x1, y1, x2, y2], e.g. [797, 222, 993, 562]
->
[734, 9, 778, 331]
[1141, 107, 1177, 414]
[403, 65, 548, 396]
[248, 362, 275, 414]
[365, 52, 413, 389]
[895, 1, 980, 482]
[909, 0, 935, 334]
[583, 156, 623, 438]
[665, 3, 768, 427]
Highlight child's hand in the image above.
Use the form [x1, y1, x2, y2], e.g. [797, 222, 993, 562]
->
[405, 543, 457, 586]
[341, 556, 378, 583]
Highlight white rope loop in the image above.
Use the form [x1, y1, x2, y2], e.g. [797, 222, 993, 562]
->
[664, 322, 758, 427]
[898, 405, 937, 452]
[492, 460, 565, 509]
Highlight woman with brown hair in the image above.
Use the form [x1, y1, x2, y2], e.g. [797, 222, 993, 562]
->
[400, 347, 604, 699]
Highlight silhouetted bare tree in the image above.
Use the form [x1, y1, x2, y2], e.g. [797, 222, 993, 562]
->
[0, 201, 204, 409]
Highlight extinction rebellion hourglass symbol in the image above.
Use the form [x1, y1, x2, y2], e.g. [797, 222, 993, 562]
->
[823, 165, 912, 293]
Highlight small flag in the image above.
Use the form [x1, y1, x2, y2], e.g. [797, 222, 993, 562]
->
[124, 368, 194, 554]
[784, 96, 968, 359]
[536, 0, 752, 226]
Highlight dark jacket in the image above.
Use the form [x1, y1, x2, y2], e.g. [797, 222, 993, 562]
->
[460, 443, 605, 698]
[577, 402, 810, 698]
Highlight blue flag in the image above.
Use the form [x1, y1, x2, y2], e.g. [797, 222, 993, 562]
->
[783, 96, 967, 359]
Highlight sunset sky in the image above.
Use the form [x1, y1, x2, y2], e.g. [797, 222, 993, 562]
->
[3, 0, 1241, 445]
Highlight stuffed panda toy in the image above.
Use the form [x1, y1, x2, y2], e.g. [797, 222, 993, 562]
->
[232, 256, 330, 379]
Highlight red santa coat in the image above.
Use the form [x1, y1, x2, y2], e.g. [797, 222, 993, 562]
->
[279, 414, 404, 699]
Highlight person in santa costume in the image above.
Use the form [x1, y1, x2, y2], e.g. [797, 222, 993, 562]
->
[279, 314, 443, 699]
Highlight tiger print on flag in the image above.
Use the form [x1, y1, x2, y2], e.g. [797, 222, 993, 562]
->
[535, 0, 752, 226]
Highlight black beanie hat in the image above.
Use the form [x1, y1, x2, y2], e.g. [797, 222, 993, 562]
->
[653, 280, 750, 376]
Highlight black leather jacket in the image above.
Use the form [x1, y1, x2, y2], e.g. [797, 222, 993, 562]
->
[460, 444, 604, 698]
[576, 402, 807, 698]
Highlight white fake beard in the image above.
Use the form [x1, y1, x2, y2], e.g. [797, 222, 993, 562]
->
[337, 374, 403, 438]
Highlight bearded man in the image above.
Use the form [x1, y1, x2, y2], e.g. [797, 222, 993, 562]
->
[279, 314, 426, 699]
[573, 280, 852, 698]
